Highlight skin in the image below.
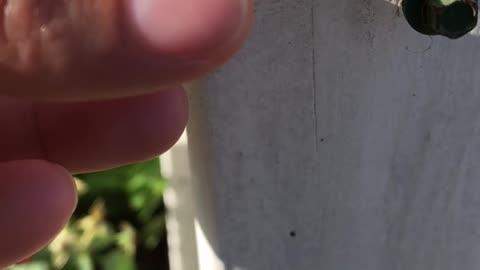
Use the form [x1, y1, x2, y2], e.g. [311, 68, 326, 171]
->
[0, 0, 253, 100]
[0, 0, 254, 268]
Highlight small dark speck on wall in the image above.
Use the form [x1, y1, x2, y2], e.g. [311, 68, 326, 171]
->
[289, 231, 296, 238]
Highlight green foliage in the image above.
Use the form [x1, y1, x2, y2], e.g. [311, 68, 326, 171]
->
[9, 158, 168, 270]
[76, 158, 167, 250]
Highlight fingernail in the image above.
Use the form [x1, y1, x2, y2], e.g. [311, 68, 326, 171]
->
[127, 0, 250, 59]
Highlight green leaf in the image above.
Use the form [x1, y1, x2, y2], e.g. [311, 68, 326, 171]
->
[101, 251, 136, 270]
[75, 158, 165, 220]
[30, 248, 51, 262]
[116, 223, 137, 256]
[63, 254, 94, 270]
[88, 232, 117, 253]
[8, 262, 50, 270]
[141, 216, 166, 249]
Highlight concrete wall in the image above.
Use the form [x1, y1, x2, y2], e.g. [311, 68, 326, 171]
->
[179, 0, 480, 269]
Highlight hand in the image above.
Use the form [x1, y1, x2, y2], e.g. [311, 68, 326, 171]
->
[0, 0, 253, 267]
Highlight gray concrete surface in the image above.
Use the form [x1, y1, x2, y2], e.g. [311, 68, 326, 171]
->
[186, 0, 480, 269]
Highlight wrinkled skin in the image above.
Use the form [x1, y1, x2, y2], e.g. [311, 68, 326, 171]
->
[0, 0, 253, 100]
[0, 0, 254, 268]
[0, 0, 118, 74]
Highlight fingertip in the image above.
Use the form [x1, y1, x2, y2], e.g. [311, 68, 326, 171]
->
[35, 87, 188, 173]
[126, 0, 252, 59]
[0, 160, 76, 268]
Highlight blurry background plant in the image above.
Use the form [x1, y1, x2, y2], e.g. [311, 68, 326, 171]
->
[9, 158, 170, 270]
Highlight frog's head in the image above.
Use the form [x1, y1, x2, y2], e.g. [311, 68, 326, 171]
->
[402, 0, 478, 39]
[438, 1, 478, 38]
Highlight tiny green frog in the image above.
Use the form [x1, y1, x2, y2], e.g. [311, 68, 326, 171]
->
[402, 0, 478, 39]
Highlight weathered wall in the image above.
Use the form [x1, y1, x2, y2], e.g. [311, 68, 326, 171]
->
[187, 0, 480, 269]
